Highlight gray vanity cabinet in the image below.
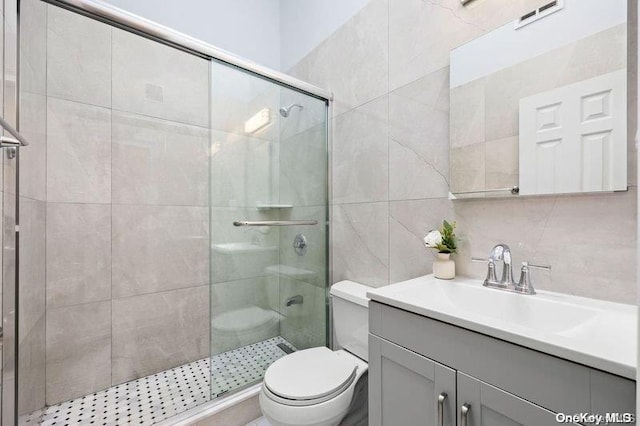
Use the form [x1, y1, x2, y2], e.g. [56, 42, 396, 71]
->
[457, 372, 562, 426]
[369, 301, 635, 426]
[369, 335, 456, 426]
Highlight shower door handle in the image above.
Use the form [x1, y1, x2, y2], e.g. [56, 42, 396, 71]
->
[233, 220, 318, 227]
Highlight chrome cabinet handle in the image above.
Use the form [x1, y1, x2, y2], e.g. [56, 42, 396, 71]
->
[461, 403, 471, 426]
[437, 392, 447, 426]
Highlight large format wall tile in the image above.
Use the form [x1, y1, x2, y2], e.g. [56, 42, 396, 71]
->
[46, 301, 111, 404]
[47, 5, 111, 107]
[46, 98, 111, 203]
[452, 189, 637, 302]
[19, 92, 46, 201]
[112, 205, 209, 298]
[389, 68, 450, 200]
[112, 29, 209, 127]
[290, 0, 388, 116]
[18, 197, 45, 341]
[389, 199, 453, 283]
[19, 316, 45, 414]
[112, 286, 209, 385]
[20, 0, 46, 96]
[389, 0, 547, 91]
[333, 96, 388, 204]
[332, 202, 389, 287]
[112, 112, 209, 206]
[46, 203, 111, 308]
[279, 124, 327, 207]
[210, 130, 275, 208]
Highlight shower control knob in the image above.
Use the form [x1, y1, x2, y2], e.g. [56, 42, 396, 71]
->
[293, 234, 307, 256]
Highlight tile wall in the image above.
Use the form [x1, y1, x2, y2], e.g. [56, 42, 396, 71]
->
[19, 1, 211, 407]
[289, 0, 638, 303]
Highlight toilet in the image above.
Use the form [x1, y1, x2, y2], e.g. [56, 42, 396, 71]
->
[259, 280, 370, 426]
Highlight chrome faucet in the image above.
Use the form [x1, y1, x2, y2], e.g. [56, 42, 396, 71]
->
[489, 244, 515, 287]
[473, 244, 550, 295]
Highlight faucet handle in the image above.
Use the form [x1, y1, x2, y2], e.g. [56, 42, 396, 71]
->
[516, 262, 551, 295]
[472, 257, 500, 286]
[522, 261, 551, 271]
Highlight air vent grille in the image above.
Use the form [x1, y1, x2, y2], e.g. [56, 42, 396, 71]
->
[515, 0, 564, 29]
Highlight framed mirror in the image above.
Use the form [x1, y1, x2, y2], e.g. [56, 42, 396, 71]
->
[449, 0, 630, 198]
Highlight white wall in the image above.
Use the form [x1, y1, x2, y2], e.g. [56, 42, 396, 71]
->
[101, 0, 370, 72]
[279, 0, 370, 71]
[101, 0, 282, 70]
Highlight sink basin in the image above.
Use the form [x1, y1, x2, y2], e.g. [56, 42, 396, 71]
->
[367, 275, 637, 379]
[433, 281, 600, 334]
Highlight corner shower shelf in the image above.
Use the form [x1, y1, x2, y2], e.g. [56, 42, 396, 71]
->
[265, 264, 318, 282]
[211, 242, 278, 255]
[256, 204, 293, 211]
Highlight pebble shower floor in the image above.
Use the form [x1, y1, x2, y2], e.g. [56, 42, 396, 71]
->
[19, 336, 295, 425]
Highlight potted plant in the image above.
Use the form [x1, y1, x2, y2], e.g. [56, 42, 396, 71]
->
[423, 220, 458, 280]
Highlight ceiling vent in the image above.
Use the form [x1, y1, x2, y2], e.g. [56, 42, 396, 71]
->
[515, 0, 564, 29]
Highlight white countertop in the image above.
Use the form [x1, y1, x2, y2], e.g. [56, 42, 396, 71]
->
[367, 275, 637, 379]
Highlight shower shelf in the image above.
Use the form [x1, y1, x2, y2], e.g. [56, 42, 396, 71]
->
[212, 242, 278, 254]
[256, 204, 293, 211]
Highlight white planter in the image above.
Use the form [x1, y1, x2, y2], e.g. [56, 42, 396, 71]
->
[433, 252, 455, 280]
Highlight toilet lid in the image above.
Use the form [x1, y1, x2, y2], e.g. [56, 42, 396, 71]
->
[264, 347, 357, 401]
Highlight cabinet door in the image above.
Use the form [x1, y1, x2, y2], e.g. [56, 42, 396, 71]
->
[369, 335, 456, 426]
[457, 372, 575, 426]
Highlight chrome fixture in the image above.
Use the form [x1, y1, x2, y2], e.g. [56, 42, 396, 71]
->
[473, 245, 550, 295]
[515, 261, 551, 295]
[293, 234, 307, 256]
[279, 103, 303, 117]
[233, 220, 318, 227]
[437, 393, 447, 426]
[0, 114, 30, 147]
[285, 295, 303, 307]
[0, 114, 31, 159]
[452, 186, 519, 196]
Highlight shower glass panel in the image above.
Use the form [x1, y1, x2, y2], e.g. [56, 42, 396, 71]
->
[209, 61, 328, 397]
[15, 0, 329, 423]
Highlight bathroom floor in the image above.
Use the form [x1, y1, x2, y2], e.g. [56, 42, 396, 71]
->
[19, 336, 295, 426]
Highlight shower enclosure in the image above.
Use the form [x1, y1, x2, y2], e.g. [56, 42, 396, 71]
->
[5, 0, 330, 424]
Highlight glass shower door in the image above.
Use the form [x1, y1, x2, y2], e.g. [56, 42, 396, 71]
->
[209, 61, 328, 398]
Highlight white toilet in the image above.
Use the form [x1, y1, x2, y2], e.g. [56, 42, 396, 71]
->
[259, 280, 370, 426]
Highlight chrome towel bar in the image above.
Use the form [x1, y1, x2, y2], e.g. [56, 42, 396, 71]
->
[233, 220, 318, 227]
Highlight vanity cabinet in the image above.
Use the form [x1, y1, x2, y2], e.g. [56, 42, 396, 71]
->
[369, 301, 636, 426]
[369, 335, 456, 426]
[457, 372, 560, 426]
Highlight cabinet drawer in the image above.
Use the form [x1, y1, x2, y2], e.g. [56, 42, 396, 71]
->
[370, 301, 635, 416]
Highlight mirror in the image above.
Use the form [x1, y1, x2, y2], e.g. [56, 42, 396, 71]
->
[449, 0, 629, 198]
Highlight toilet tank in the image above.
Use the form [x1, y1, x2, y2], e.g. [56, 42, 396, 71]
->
[330, 280, 370, 361]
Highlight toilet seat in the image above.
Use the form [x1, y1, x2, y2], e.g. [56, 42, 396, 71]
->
[263, 347, 358, 406]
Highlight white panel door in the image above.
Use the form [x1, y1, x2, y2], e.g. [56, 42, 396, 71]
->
[519, 69, 627, 195]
